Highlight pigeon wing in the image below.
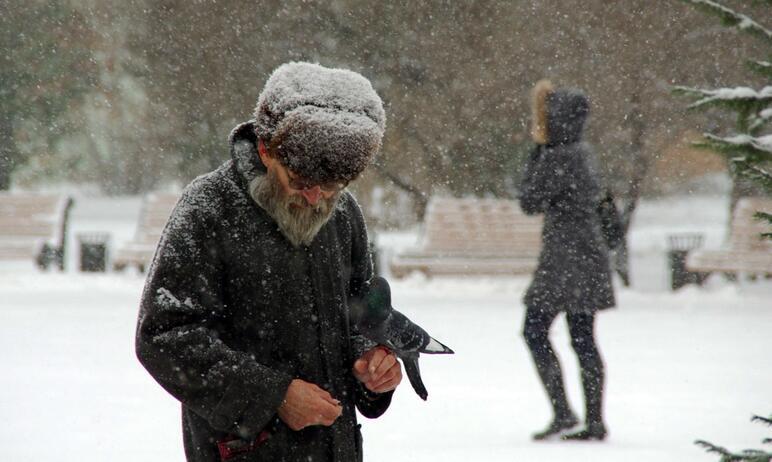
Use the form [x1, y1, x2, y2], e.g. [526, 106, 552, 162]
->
[386, 309, 454, 355]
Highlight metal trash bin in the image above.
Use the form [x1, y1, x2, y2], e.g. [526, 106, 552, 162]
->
[667, 233, 704, 290]
[78, 233, 110, 272]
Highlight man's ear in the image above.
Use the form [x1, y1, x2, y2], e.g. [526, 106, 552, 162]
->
[257, 139, 273, 168]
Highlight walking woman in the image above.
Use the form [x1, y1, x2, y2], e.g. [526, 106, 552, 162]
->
[518, 80, 615, 441]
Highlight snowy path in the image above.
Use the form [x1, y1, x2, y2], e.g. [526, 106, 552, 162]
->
[1, 271, 769, 461]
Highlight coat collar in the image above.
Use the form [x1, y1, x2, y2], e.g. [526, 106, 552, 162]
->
[228, 120, 267, 185]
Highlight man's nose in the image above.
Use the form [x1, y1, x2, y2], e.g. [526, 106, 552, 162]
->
[301, 186, 323, 205]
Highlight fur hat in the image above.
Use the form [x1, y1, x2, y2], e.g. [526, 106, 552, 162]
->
[254, 62, 386, 184]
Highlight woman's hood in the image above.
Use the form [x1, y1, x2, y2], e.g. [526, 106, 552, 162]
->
[531, 81, 589, 146]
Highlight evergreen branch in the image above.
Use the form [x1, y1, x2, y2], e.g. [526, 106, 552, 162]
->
[742, 450, 772, 457]
[672, 85, 772, 111]
[696, 440, 734, 456]
[692, 134, 772, 190]
[750, 209, 772, 241]
[702, 133, 772, 155]
[749, 108, 772, 132]
[696, 439, 772, 461]
[682, 0, 772, 42]
[730, 158, 772, 192]
[751, 415, 772, 426]
[748, 60, 772, 79]
[695, 414, 772, 460]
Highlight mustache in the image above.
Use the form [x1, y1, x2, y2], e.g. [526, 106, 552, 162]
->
[249, 169, 340, 247]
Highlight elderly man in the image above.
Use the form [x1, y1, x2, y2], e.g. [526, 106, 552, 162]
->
[136, 62, 402, 462]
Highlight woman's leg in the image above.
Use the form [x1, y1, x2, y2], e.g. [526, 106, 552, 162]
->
[563, 311, 607, 440]
[523, 305, 578, 439]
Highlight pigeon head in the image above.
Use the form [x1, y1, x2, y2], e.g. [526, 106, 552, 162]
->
[351, 276, 392, 329]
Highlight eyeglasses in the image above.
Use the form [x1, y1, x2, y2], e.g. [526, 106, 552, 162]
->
[286, 170, 349, 193]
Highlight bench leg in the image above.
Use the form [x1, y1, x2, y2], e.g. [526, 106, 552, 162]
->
[36, 244, 53, 271]
[695, 271, 710, 286]
[55, 247, 65, 271]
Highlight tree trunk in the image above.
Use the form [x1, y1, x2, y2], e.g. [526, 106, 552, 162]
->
[615, 89, 650, 287]
[372, 161, 428, 220]
[0, 114, 17, 191]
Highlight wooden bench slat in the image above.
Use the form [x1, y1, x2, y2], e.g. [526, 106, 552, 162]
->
[390, 197, 542, 277]
[0, 193, 73, 270]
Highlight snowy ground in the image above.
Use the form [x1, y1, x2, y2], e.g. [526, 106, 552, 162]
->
[1, 194, 770, 461]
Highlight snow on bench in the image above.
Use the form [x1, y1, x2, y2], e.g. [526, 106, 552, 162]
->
[0, 193, 74, 270]
[687, 197, 772, 276]
[113, 193, 179, 273]
[389, 197, 543, 278]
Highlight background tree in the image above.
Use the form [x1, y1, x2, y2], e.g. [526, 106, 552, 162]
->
[673, 0, 771, 235]
[3, 0, 766, 225]
[0, 0, 97, 190]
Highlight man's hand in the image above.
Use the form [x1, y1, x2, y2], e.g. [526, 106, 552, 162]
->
[278, 379, 342, 431]
[353, 346, 403, 394]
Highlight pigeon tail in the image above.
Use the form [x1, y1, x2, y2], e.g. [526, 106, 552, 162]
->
[404, 356, 428, 400]
[423, 337, 454, 355]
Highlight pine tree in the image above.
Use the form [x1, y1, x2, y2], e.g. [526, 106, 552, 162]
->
[695, 414, 772, 462]
[673, 0, 771, 238]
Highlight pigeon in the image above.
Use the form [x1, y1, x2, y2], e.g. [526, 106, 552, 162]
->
[350, 276, 454, 400]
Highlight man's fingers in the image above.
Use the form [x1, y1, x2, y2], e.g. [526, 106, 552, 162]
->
[366, 348, 388, 375]
[320, 393, 341, 407]
[370, 369, 396, 390]
[353, 358, 369, 376]
[313, 385, 341, 408]
[368, 360, 402, 392]
[370, 376, 400, 393]
[371, 352, 397, 382]
[313, 385, 333, 400]
[279, 379, 343, 430]
[315, 399, 343, 426]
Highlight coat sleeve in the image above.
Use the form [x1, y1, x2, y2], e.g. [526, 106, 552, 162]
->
[135, 187, 293, 439]
[518, 145, 568, 215]
[344, 194, 394, 418]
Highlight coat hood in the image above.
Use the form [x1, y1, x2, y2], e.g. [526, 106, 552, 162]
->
[531, 81, 589, 146]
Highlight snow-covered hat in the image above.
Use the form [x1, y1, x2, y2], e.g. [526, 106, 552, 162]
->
[254, 62, 386, 184]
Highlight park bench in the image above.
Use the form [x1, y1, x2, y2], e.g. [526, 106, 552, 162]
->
[113, 192, 179, 273]
[389, 197, 543, 278]
[686, 196, 772, 277]
[0, 192, 74, 270]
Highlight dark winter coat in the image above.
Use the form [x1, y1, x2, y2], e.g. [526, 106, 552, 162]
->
[135, 121, 392, 462]
[518, 89, 615, 314]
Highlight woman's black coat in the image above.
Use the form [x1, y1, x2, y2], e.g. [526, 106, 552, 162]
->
[135, 121, 391, 462]
[518, 90, 616, 314]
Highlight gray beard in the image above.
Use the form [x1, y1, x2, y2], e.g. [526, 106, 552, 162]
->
[249, 169, 340, 248]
